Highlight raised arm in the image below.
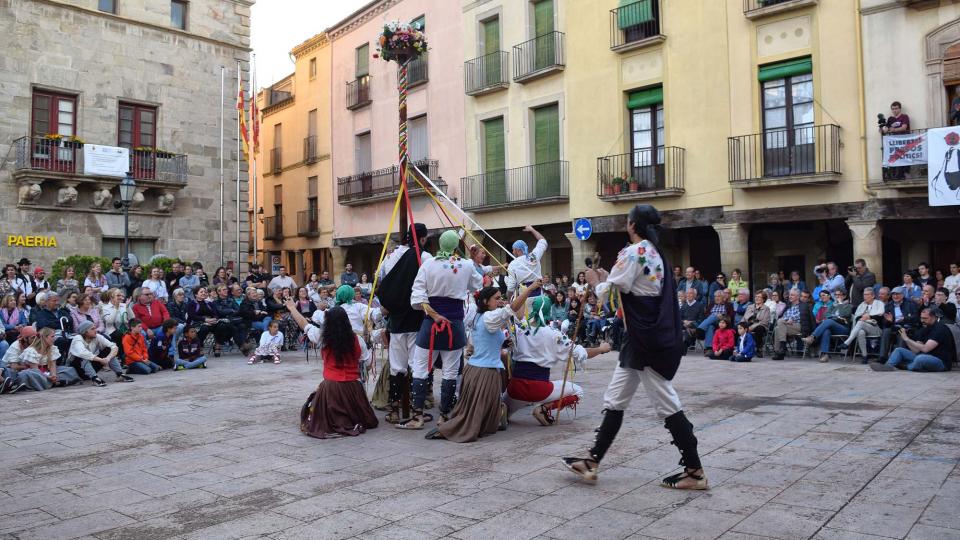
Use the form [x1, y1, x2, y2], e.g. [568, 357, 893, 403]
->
[510, 279, 541, 313]
[523, 224, 545, 243]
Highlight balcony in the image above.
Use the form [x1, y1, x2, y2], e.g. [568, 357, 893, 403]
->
[728, 124, 841, 188]
[297, 209, 319, 237]
[346, 75, 371, 110]
[337, 159, 446, 206]
[269, 147, 281, 174]
[597, 147, 684, 201]
[405, 54, 428, 87]
[743, 0, 817, 19]
[263, 216, 283, 241]
[303, 136, 319, 164]
[13, 137, 187, 184]
[460, 161, 568, 212]
[610, 0, 664, 52]
[465, 52, 510, 96]
[513, 31, 565, 83]
[877, 129, 928, 191]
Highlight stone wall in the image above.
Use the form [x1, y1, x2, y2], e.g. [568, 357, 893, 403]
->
[0, 0, 253, 270]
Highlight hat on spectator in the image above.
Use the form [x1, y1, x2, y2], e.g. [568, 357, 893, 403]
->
[892, 286, 905, 295]
[76, 320, 95, 335]
[17, 257, 30, 266]
[33, 266, 44, 275]
[19, 326, 37, 339]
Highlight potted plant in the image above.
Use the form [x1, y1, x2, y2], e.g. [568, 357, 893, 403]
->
[602, 181, 615, 196]
[611, 176, 625, 195]
[63, 135, 84, 149]
[627, 175, 639, 192]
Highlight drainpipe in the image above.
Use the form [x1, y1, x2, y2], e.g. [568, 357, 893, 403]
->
[855, 0, 877, 198]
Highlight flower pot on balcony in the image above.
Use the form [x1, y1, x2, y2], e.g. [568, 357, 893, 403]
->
[155, 150, 174, 159]
[603, 185, 615, 196]
[613, 184, 622, 195]
[629, 181, 640, 192]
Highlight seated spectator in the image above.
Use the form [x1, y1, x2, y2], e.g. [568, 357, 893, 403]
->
[102, 289, 128, 344]
[742, 291, 771, 357]
[15, 327, 80, 391]
[708, 272, 727, 304]
[131, 289, 170, 339]
[212, 284, 251, 355]
[340, 263, 359, 287]
[935, 287, 951, 307]
[787, 270, 806, 293]
[179, 265, 200, 302]
[211, 266, 235, 288]
[879, 286, 919, 363]
[772, 288, 813, 360]
[127, 265, 144, 296]
[304, 272, 320, 297]
[72, 293, 104, 336]
[697, 290, 733, 354]
[1, 327, 49, 393]
[56, 266, 80, 297]
[175, 325, 207, 370]
[240, 287, 272, 337]
[317, 270, 335, 289]
[105, 258, 130, 292]
[563, 297, 586, 341]
[941, 303, 960, 360]
[916, 262, 936, 289]
[766, 290, 784, 318]
[945, 262, 959, 305]
[877, 286, 891, 304]
[679, 288, 705, 348]
[148, 318, 178, 370]
[727, 269, 748, 296]
[123, 319, 159, 375]
[571, 272, 589, 297]
[812, 289, 833, 324]
[1, 293, 27, 344]
[30, 291, 72, 358]
[814, 262, 845, 298]
[165, 262, 185, 294]
[767, 273, 785, 301]
[69, 320, 129, 386]
[167, 288, 189, 324]
[248, 320, 283, 364]
[803, 289, 853, 363]
[584, 293, 604, 345]
[732, 289, 750, 324]
[141, 267, 169, 302]
[83, 263, 108, 294]
[872, 307, 956, 372]
[550, 291, 570, 328]
[268, 266, 297, 291]
[244, 263, 270, 291]
[357, 273, 372, 299]
[731, 322, 756, 363]
[706, 317, 735, 360]
[900, 272, 922, 304]
[186, 287, 221, 349]
[839, 287, 885, 363]
[918, 284, 936, 309]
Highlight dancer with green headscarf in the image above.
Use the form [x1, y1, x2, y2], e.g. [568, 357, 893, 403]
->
[398, 230, 482, 430]
[310, 284, 382, 367]
[504, 295, 610, 426]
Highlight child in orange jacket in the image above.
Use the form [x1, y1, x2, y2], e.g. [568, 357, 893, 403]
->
[122, 319, 160, 374]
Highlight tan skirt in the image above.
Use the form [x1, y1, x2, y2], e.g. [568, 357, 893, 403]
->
[437, 363, 502, 443]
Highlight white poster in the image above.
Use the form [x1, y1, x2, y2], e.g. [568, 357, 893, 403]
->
[83, 144, 129, 177]
[882, 132, 926, 167]
[926, 126, 960, 206]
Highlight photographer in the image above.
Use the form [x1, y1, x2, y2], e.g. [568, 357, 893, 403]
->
[880, 101, 910, 134]
[847, 259, 876, 307]
[814, 261, 844, 298]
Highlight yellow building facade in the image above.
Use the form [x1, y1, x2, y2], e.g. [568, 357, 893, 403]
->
[253, 33, 335, 284]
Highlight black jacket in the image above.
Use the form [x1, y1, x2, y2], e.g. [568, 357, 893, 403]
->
[186, 299, 218, 326]
[679, 300, 705, 324]
[166, 300, 189, 324]
[883, 300, 919, 328]
[848, 270, 877, 307]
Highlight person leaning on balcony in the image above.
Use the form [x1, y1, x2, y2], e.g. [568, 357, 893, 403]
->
[882, 101, 910, 134]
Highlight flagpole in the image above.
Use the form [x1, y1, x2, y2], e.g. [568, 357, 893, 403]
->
[236, 60, 242, 273]
[219, 66, 225, 268]
[251, 54, 258, 266]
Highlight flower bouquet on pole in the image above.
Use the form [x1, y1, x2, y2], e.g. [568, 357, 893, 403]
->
[374, 21, 428, 65]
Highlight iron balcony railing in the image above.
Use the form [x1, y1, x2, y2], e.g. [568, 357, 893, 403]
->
[303, 136, 319, 164]
[513, 31, 565, 82]
[743, 0, 813, 16]
[728, 124, 841, 183]
[610, 0, 661, 50]
[337, 159, 444, 204]
[346, 75, 371, 110]
[13, 136, 187, 183]
[465, 51, 510, 95]
[263, 216, 282, 240]
[881, 128, 929, 183]
[405, 54, 428, 86]
[297, 209, 319, 237]
[597, 147, 684, 199]
[270, 147, 281, 174]
[460, 161, 569, 212]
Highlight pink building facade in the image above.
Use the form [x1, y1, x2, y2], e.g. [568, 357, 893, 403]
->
[328, 0, 465, 274]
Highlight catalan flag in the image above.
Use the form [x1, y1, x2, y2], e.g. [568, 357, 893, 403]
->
[238, 86, 250, 163]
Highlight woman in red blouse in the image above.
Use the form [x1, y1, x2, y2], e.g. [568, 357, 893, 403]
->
[295, 306, 378, 439]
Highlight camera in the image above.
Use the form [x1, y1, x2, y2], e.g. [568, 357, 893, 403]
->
[877, 113, 887, 128]
[848, 265, 855, 273]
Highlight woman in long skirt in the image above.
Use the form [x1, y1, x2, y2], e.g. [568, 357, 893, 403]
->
[287, 304, 378, 439]
[425, 281, 541, 442]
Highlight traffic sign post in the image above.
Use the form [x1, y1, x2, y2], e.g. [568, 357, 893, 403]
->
[573, 218, 592, 241]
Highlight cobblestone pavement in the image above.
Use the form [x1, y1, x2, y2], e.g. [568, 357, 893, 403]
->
[2, 348, 959, 540]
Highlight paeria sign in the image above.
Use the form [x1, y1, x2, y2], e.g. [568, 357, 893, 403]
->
[7, 235, 58, 247]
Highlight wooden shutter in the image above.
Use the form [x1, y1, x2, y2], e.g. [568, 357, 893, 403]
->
[355, 132, 371, 173]
[944, 43, 960, 84]
[483, 18, 499, 54]
[356, 44, 369, 77]
[409, 115, 428, 162]
[534, 0, 554, 36]
[534, 104, 561, 197]
[483, 117, 506, 205]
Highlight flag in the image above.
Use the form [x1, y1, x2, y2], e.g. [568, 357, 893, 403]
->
[237, 86, 250, 163]
[251, 57, 260, 154]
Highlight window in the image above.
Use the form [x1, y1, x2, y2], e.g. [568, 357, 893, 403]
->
[355, 132, 372, 195]
[482, 117, 506, 204]
[287, 252, 296, 275]
[308, 110, 317, 138]
[481, 17, 502, 86]
[171, 0, 187, 30]
[533, 0, 556, 70]
[273, 185, 283, 237]
[533, 103, 562, 196]
[309, 58, 317, 80]
[102, 239, 156, 264]
[759, 57, 814, 176]
[305, 110, 317, 161]
[118, 103, 157, 149]
[627, 86, 664, 188]
[411, 15, 425, 31]
[307, 176, 318, 230]
[409, 115, 428, 162]
[31, 90, 76, 138]
[98, 0, 117, 13]
[355, 44, 369, 78]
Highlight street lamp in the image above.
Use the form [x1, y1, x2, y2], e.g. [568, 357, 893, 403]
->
[118, 173, 136, 271]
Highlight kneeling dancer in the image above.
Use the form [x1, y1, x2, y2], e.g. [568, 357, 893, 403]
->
[426, 282, 539, 441]
[401, 230, 482, 429]
[506, 295, 611, 425]
[562, 204, 708, 490]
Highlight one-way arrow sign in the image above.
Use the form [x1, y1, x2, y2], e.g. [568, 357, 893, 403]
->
[573, 218, 592, 241]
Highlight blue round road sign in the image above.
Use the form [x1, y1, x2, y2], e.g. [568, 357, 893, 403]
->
[574, 218, 592, 241]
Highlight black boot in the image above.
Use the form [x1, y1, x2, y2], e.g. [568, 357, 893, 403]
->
[562, 409, 624, 482]
[661, 411, 708, 490]
[439, 379, 457, 420]
[424, 367, 436, 409]
[771, 343, 786, 360]
[385, 373, 405, 424]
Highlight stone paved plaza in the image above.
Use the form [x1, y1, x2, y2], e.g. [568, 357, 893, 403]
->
[2, 349, 959, 540]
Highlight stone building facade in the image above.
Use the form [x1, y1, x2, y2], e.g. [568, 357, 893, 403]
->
[0, 0, 252, 271]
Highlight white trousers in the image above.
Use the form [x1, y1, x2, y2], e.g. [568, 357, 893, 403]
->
[504, 380, 583, 416]
[602, 365, 683, 420]
[411, 346, 462, 380]
[388, 332, 417, 375]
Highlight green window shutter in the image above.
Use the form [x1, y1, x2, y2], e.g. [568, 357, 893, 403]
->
[483, 117, 506, 205]
[758, 56, 812, 82]
[483, 18, 499, 54]
[627, 86, 663, 109]
[534, 104, 561, 197]
[618, 0, 653, 30]
[356, 44, 369, 77]
[534, 0, 554, 36]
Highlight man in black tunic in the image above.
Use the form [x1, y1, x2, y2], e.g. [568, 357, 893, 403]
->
[562, 205, 708, 490]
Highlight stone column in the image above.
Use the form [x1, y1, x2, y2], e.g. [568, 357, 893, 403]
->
[329, 245, 348, 278]
[712, 223, 750, 280]
[565, 233, 598, 275]
[846, 219, 883, 284]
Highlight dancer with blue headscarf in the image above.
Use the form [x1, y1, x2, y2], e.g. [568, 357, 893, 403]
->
[505, 225, 548, 313]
